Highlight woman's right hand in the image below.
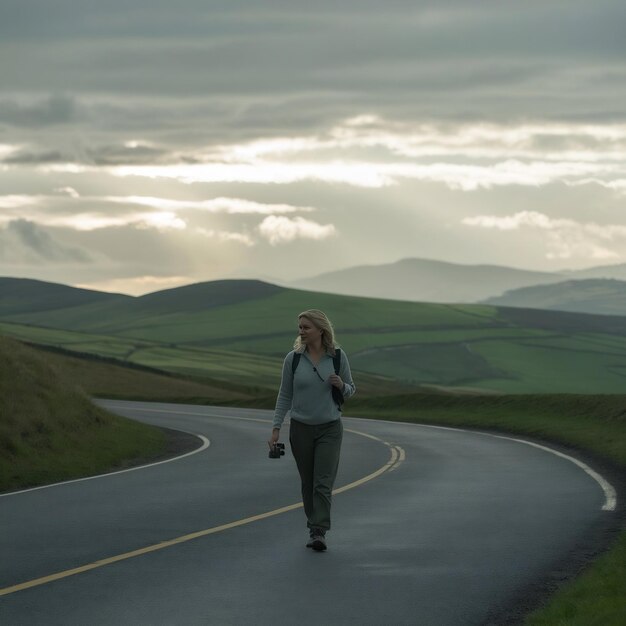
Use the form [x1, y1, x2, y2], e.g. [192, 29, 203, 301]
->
[268, 428, 280, 450]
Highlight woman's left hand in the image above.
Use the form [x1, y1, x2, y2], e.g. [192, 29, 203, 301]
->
[329, 374, 344, 389]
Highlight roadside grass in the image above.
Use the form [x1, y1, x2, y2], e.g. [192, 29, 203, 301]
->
[525, 531, 626, 626]
[347, 393, 626, 467]
[0, 336, 167, 492]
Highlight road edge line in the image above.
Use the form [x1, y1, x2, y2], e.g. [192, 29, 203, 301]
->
[346, 415, 617, 511]
[0, 433, 210, 499]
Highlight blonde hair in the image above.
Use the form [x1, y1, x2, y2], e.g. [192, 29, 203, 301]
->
[293, 309, 338, 355]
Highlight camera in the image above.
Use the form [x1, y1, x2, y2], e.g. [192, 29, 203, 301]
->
[268, 442, 285, 459]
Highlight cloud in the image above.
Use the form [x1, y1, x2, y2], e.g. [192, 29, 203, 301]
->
[54, 187, 81, 198]
[463, 211, 626, 260]
[50, 211, 187, 232]
[105, 195, 316, 214]
[257, 216, 336, 245]
[0, 144, 19, 159]
[0, 193, 187, 232]
[3, 149, 68, 164]
[0, 94, 78, 127]
[4, 115, 626, 191]
[0, 195, 39, 209]
[463, 212, 554, 231]
[196, 228, 254, 246]
[107, 156, 623, 191]
[99, 118, 626, 190]
[1, 3, 624, 283]
[109, 161, 399, 188]
[0, 219, 92, 263]
[86, 142, 170, 165]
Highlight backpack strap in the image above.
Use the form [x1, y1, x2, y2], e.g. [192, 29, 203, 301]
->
[291, 352, 301, 376]
[332, 348, 341, 375]
[293, 349, 340, 375]
[331, 349, 344, 408]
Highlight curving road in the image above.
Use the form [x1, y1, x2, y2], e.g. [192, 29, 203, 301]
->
[0, 400, 616, 625]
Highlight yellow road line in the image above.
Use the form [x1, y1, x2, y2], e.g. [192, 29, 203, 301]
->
[0, 425, 402, 597]
[388, 446, 406, 472]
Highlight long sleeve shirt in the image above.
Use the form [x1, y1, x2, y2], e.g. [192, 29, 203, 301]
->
[273, 349, 356, 430]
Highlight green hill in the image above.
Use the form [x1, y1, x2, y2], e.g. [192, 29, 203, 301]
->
[3, 278, 626, 393]
[483, 278, 626, 316]
[0, 277, 128, 316]
[0, 336, 169, 492]
[3, 279, 286, 333]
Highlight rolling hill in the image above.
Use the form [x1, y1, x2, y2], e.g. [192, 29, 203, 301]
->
[2, 277, 626, 394]
[0, 277, 129, 316]
[566, 262, 626, 281]
[483, 279, 626, 316]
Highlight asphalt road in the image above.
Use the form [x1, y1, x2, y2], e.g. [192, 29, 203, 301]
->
[0, 400, 616, 625]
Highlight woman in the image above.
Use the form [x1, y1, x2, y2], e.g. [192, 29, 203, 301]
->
[269, 309, 356, 552]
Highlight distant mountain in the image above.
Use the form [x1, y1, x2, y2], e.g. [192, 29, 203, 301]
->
[482, 279, 626, 316]
[566, 263, 626, 281]
[290, 258, 566, 303]
[0, 277, 129, 316]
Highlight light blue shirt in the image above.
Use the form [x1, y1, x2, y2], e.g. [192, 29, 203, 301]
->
[273, 349, 356, 430]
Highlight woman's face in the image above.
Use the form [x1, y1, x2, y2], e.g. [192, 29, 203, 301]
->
[298, 317, 322, 344]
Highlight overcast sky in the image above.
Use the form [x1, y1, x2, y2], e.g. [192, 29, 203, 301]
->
[1, 0, 625, 294]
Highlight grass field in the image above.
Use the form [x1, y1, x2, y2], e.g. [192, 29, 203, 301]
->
[2, 281, 626, 393]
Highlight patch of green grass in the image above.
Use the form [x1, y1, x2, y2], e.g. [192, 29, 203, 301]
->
[126, 344, 284, 386]
[350, 342, 508, 386]
[29, 344, 252, 403]
[471, 341, 626, 393]
[525, 531, 626, 626]
[348, 393, 626, 467]
[0, 336, 168, 492]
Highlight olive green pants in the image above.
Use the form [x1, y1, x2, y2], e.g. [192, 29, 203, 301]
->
[289, 418, 343, 532]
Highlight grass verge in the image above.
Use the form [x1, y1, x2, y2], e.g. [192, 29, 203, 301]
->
[525, 531, 626, 625]
[0, 336, 168, 492]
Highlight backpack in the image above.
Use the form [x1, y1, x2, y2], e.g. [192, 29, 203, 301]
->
[292, 349, 344, 408]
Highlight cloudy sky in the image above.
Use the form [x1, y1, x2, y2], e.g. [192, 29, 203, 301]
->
[1, 0, 625, 294]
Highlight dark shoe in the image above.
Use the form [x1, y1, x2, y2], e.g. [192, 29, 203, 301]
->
[306, 528, 319, 548]
[310, 529, 327, 552]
